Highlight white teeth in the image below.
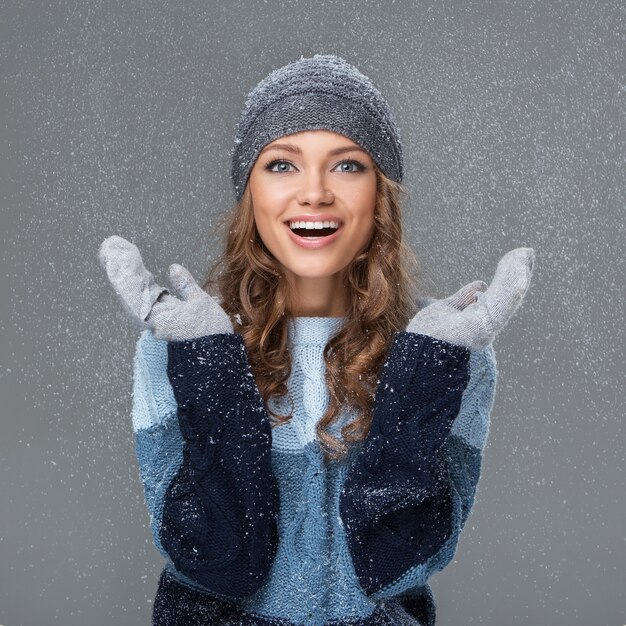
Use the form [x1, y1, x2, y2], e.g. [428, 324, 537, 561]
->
[288, 220, 340, 230]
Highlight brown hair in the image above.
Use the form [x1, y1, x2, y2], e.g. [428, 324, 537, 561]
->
[202, 165, 427, 463]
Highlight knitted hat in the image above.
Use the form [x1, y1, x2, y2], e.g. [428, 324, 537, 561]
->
[230, 54, 404, 201]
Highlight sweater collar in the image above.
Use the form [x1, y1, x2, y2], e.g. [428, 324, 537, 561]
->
[287, 316, 346, 347]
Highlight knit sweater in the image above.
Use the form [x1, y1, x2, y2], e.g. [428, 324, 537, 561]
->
[131, 316, 497, 625]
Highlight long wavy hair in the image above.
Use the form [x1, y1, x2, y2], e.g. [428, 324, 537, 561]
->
[202, 165, 429, 463]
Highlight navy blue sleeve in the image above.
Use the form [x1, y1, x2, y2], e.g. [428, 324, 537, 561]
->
[160, 333, 280, 599]
[339, 331, 471, 597]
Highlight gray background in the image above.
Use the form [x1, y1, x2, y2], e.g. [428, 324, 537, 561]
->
[1, 1, 624, 624]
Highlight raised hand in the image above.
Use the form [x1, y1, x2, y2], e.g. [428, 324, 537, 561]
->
[407, 247, 535, 349]
[98, 235, 234, 341]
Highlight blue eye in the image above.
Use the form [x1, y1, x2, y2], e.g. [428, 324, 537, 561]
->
[264, 159, 367, 173]
[265, 160, 295, 173]
[334, 160, 366, 173]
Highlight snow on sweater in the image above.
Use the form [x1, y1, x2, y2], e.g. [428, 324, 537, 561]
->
[131, 316, 497, 625]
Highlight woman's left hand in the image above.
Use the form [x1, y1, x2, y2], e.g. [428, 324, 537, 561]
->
[406, 247, 536, 350]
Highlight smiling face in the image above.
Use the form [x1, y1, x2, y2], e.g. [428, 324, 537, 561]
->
[248, 130, 378, 316]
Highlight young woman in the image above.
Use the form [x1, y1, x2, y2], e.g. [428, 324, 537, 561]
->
[99, 54, 534, 626]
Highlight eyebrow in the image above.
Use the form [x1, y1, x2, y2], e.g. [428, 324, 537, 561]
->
[260, 143, 370, 157]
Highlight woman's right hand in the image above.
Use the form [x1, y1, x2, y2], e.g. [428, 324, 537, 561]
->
[98, 235, 234, 341]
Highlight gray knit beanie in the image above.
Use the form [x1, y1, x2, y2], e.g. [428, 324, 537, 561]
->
[230, 54, 404, 201]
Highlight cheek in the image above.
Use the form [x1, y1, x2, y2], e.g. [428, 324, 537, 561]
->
[362, 216, 376, 248]
[252, 208, 272, 243]
[250, 191, 272, 232]
[359, 190, 377, 234]
[356, 177, 377, 214]
[252, 205, 282, 256]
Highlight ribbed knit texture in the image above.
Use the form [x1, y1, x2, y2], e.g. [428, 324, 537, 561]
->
[131, 317, 497, 625]
[230, 54, 404, 200]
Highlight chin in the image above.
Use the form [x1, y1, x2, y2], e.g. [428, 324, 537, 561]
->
[290, 269, 337, 279]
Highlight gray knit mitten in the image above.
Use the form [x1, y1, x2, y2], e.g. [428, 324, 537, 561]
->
[98, 235, 234, 341]
[407, 247, 535, 350]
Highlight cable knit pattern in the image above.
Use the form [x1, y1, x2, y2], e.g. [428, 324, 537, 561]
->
[163, 333, 281, 598]
[131, 317, 497, 625]
[339, 333, 471, 596]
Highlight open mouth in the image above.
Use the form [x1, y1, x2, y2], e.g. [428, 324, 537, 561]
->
[283, 218, 344, 249]
[290, 227, 338, 238]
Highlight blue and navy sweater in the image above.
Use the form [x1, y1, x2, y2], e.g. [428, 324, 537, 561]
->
[131, 316, 497, 625]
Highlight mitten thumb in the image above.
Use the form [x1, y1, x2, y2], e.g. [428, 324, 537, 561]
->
[444, 280, 488, 310]
[167, 264, 206, 301]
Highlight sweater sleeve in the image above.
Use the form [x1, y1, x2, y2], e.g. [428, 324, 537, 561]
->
[131, 329, 280, 599]
[339, 332, 497, 603]
[387, 344, 497, 620]
[131, 329, 185, 560]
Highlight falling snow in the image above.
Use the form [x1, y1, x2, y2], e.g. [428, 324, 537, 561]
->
[1, 1, 624, 625]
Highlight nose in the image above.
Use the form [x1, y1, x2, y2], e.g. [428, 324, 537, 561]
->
[296, 172, 334, 206]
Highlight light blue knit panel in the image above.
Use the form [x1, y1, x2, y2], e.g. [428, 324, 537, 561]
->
[131, 329, 178, 431]
[131, 329, 184, 559]
[134, 421, 184, 559]
[234, 317, 385, 625]
[270, 316, 354, 453]
[236, 446, 380, 625]
[449, 345, 497, 450]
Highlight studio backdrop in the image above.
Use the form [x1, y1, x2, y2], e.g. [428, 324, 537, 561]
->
[1, 1, 623, 625]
